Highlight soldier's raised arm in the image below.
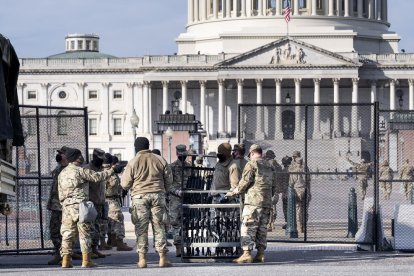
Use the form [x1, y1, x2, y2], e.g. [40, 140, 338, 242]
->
[347, 157, 357, 166]
[120, 161, 134, 191]
[79, 167, 114, 183]
[236, 162, 256, 194]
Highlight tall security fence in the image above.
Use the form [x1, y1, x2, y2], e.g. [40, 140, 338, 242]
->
[238, 103, 380, 246]
[0, 105, 88, 254]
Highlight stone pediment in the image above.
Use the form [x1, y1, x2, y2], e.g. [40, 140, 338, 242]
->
[215, 37, 360, 68]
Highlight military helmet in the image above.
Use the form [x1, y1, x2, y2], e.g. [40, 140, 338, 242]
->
[217, 143, 232, 155]
[265, 150, 276, 159]
[176, 144, 187, 155]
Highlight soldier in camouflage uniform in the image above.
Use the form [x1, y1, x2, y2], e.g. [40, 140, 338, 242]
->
[121, 137, 173, 268]
[211, 143, 240, 197]
[103, 153, 132, 251]
[227, 144, 276, 264]
[264, 150, 284, 232]
[58, 148, 114, 268]
[399, 159, 414, 200]
[47, 146, 69, 265]
[169, 144, 191, 257]
[347, 157, 373, 200]
[85, 148, 110, 256]
[232, 144, 248, 174]
[379, 160, 393, 200]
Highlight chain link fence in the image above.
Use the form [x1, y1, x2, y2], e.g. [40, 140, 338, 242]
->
[0, 105, 88, 254]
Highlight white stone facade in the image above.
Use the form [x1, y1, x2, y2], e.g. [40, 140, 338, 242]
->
[16, 1, 414, 165]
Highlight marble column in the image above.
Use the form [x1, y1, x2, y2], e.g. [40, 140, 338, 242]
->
[275, 79, 283, 138]
[389, 79, 396, 110]
[218, 79, 226, 136]
[200, 80, 206, 128]
[344, 0, 350, 16]
[246, 0, 252, 16]
[233, 0, 239, 17]
[276, 0, 281, 15]
[256, 79, 265, 139]
[295, 78, 302, 138]
[237, 79, 244, 104]
[143, 81, 150, 134]
[241, 0, 247, 16]
[101, 82, 111, 137]
[357, 0, 363, 18]
[370, 81, 377, 138]
[258, 0, 263, 15]
[409, 79, 414, 110]
[226, 0, 231, 17]
[41, 83, 50, 106]
[189, 0, 195, 23]
[195, 0, 200, 21]
[368, 0, 374, 19]
[351, 78, 359, 137]
[162, 81, 169, 114]
[313, 78, 321, 139]
[329, 0, 334, 15]
[17, 83, 25, 106]
[333, 78, 341, 137]
[312, 0, 317, 15]
[213, 0, 218, 18]
[201, 0, 207, 20]
[181, 80, 188, 114]
[77, 82, 87, 107]
[294, 0, 299, 15]
[377, 0, 382, 20]
[127, 82, 135, 114]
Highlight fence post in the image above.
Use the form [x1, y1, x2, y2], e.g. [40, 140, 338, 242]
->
[411, 184, 414, 205]
[286, 185, 298, 238]
[347, 187, 358, 238]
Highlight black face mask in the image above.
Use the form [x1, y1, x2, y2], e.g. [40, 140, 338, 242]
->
[217, 153, 226, 163]
[92, 158, 104, 168]
[178, 155, 187, 162]
[78, 155, 85, 165]
[55, 154, 62, 163]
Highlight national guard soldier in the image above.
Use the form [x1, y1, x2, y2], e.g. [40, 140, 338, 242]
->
[347, 157, 372, 200]
[58, 148, 115, 268]
[379, 160, 393, 200]
[211, 143, 240, 199]
[226, 144, 276, 264]
[85, 148, 110, 257]
[264, 150, 283, 232]
[121, 137, 173, 268]
[288, 157, 311, 233]
[232, 144, 248, 174]
[104, 153, 132, 251]
[47, 146, 73, 265]
[169, 144, 191, 257]
[280, 156, 293, 229]
[399, 159, 414, 200]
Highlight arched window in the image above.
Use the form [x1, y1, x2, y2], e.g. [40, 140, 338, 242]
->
[57, 111, 67, 135]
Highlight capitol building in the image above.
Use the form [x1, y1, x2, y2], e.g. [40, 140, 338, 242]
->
[17, 0, 413, 169]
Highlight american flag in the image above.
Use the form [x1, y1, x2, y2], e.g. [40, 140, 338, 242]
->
[284, 0, 291, 23]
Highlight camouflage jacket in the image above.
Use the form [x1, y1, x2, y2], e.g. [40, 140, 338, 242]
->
[212, 157, 240, 191]
[58, 163, 113, 207]
[379, 165, 393, 181]
[121, 150, 173, 198]
[348, 159, 372, 180]
[266, 159, 285, 194]
[237, 158, 276, 208]
[47, 165, 65, 211]
[399, 164, 414, 180]
[288, 162, 306, 189]
[85, 163, 106, 205]
[170, 159, 192, 191]
[105, 167, 122, 198]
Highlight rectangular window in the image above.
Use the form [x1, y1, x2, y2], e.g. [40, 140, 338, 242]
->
[70, 41, 75, 50]
[86, 40, 91, 50]
[28, 153, 38, 173]
[113, 153, 122, 161]
[88, 90, 98, 99]
[89, 119, 97, 135]
[27, 91, 37, 100]
[78, 40, 83, 50]
[113, 90, 123, 99]
[113, 118, 122, 136]
[299, 0, 306, 8]
[93, 41, 98, 51]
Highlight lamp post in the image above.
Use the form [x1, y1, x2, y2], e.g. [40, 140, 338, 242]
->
[130, 109, 139, 152]
[165, 127, 173, 163]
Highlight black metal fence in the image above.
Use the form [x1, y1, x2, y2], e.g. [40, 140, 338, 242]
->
[0, 105, 88, 254]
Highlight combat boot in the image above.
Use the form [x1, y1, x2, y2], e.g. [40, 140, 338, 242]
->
[175, 244, 182, 257]
[137, 253, 147, 268]
[47, 253, 62, 265]
[107, 233, 116, 247]
[116, 239, 133, 251]
[81, 253, 97, 268]
[61, 254, 73, 268]
[92, 245, 107, 258]
[253, 247, 265, 263]
[159, 252, 173, 267]
[99, 238, 112, 250]
[233, 250, 253, 264]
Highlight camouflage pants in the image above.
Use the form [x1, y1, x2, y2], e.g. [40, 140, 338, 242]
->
[49, 210, 62, 254]
[267, 193, 288, 230]
[380, 181, 392, 199]
[240, 205, 270, 251]
[91, 204, 108, 246]
[60, 204, 92, 256]
[107, 198, 125, 239]
[130, 193, 168, 254]
[357, 178, 368, 200]
[169, 196, 182, 246]
[294, 187, 311, 233]
[403, 181, 413, 200]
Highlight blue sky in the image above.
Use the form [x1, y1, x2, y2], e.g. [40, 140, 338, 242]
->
[0, 0, 412, 58]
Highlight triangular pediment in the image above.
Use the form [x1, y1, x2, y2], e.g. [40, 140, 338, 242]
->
[216, 37, 360, 68]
